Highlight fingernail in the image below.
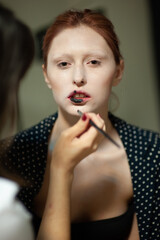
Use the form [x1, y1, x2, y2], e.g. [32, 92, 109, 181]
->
[82, 113, 87, 121]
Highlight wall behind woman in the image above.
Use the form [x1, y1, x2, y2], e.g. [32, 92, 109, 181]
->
[1, 0, 159, 133]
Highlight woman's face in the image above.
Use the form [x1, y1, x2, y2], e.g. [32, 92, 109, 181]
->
[43, 25, 123, 116]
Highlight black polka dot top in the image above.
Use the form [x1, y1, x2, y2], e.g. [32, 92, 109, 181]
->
[0, 112, 159, 240]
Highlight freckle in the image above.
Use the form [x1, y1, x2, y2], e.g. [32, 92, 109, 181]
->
[74, 90, 77, 93]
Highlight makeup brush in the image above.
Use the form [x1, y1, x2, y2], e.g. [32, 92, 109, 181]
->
[77, 110, 121, 148]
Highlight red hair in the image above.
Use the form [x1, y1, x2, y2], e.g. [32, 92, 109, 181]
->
[43, 9, 122, 68]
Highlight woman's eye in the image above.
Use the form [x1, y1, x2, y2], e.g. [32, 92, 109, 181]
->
[57, 62, 70, 68]
[88, 60, 101, 66]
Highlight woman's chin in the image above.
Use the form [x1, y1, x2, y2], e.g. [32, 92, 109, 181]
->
[65, 106, 95, 116]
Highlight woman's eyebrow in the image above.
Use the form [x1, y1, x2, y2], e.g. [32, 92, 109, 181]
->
[85, 54, 108, 60]
[85, 51, 108, 57]
[51, 52, 108, 62]
[52, 54, 72, 61]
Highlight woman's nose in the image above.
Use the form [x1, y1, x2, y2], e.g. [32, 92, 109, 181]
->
[72, 65, 86, 86]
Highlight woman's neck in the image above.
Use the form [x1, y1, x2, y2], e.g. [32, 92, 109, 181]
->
[51, 109, 79, 141]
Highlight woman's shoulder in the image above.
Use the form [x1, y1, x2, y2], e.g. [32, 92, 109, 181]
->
[0, 112, 58, 147]
[14, 112, 58, 141]
[0, 113, 58, 183]
[109, 113, 160, 166]
[109, 112, 160, 145]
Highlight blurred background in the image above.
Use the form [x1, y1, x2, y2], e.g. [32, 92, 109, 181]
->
[1, 0, 160, 133]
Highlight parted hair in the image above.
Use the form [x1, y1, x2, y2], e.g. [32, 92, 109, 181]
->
[42, 9, 122, 69]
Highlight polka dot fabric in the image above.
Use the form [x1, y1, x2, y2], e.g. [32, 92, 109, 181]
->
[0, 112, 159, 240]
[0, 113, 57, 212]
[110, 114, 160, 240]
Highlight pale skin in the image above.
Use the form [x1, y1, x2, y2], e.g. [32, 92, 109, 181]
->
[36, 25, 140, 240]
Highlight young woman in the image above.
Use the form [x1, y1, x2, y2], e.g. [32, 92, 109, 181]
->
[1, 9, 160, 240]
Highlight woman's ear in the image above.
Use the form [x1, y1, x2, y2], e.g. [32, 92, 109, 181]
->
[42, 64, 52, 89]
[112, 60, 124, 87]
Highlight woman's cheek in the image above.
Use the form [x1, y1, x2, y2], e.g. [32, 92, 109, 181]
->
[47, 71, 63, 89]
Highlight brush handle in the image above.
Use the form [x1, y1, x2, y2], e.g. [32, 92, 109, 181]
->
[89, 119, 120, 148]
[77, 110, 120, 148]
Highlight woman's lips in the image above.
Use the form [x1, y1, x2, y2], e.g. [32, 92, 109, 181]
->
[70, 98, 83, 103]
[68, 90, 91, 104]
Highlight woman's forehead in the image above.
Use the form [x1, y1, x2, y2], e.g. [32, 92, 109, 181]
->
[48, 25, 113, 57]
[51, 25, 104, 43]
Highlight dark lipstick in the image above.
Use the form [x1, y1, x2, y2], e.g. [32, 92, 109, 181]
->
[69, 90, 85, 103]
[70, 98, 83, 103]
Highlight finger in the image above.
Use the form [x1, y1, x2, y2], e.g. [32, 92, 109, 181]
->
[63, 113, 90, 139]
[75, 114, 105, 145]
[87, 113, 105, 130]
